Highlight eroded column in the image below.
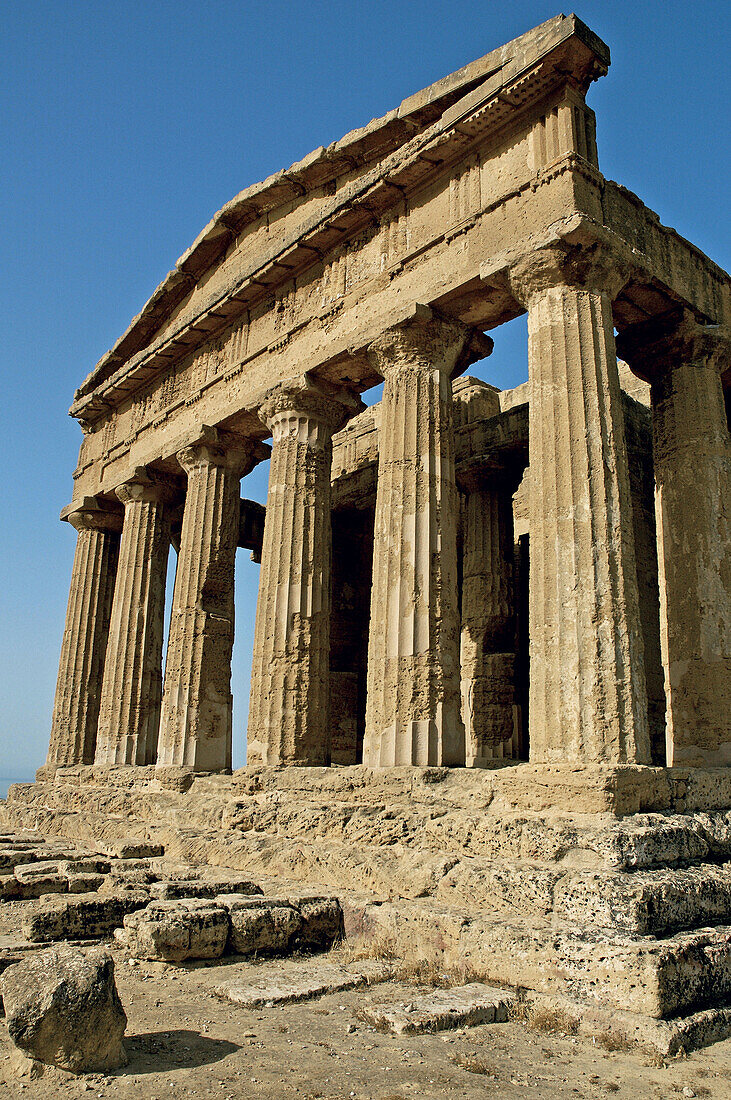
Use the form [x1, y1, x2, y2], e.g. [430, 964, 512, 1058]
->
[617, 312, 731, 766]
[363, 310, 488, 767]
[459, 468, 519, 765]
[157, 428, 260, 772]
[47, 498, 122, 766]
[509, 246, 650, 765]
[94, 471, 172, 766]
[247, 383, 362, 765]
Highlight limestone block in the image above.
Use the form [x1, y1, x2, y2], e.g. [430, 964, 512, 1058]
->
[292, 896, 344, 948]
[13, 860, 61, 883]
[0, 873, 20, 901]
[99, 841, 164, 859]
[22, 891, 150, 942]
[215, 959, 390, 1007]
[151, 877, 262, 901]
[0, 946, 127, 1073]
[359, 983, 516, 1034]
[216, 895, 303, 956]
[119, 899, 229, 961]
[66, 873, 105, 894]
[58, 858, 111, 875]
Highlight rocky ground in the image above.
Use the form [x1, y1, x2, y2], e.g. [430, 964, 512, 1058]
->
[2, 830, 731, 1098]
[2, 897, 731, 1100]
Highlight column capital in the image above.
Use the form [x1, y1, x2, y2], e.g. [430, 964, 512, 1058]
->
[367, 305, 493, 381]
[61, 496, 123, 533]
[616, 308, 731, 382]
[508, 241, 630, 307]
[115, 467, 178, 507]
[176, 426, 270, 479]
[258, 375, 365, 436]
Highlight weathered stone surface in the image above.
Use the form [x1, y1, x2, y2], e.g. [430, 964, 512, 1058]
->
[215, 959, 390, 1007]
[216, 895, 303, 956]
[247, 383, 362, 766]
[151, 876, 262, 900]
[118, 899, 229, 961]
[0, 946, 126, 1073]
[22, 891, 150, 942]
[359, 982, 516, 1034]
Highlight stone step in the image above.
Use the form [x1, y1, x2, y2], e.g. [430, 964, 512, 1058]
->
[359, 982, 516, 1034]
[343, 898, 731, 1019]
[214, 959, 390, 1007]
[554, 862, 731, 936]
[22, 890, 151, 942]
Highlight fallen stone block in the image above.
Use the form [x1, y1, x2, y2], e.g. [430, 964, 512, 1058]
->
[359, 983, 516, 1034]
[215, 959, 391, 1007]
[216, 895, 303, 956]
[151, 877, 263, 901]
[16, 873, 69, 900]
[13, 860, 61, 883]
[0, 873, 20, 901]
[118, 899, 228, 962]
[22, 891, 150, 942]
[66, 873, 106, 894]
[58, 858, 111, 876]
[99, 841, 164, 859]
[292, 896, 345, 949]
[0, 849, 38, 872]
[98, 870, 158, 892]
[0, 945, 127, 1073]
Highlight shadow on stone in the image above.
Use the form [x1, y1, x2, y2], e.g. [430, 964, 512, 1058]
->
[122, 1029, 239, 1073]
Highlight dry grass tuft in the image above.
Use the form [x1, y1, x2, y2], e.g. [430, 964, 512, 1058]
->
[525, 1004, 580, 1036]
[596, 1029, 634, 1053]
[450, 1051, 498, 1076]
[332, 936, 483, 988]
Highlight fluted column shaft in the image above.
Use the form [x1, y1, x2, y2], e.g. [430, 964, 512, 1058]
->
[363, 313, 482, 767]
[460, 473, 518, 765]
[247, 385, 360, 765]
[47, 501, 122, 766]
[94, 473, 171, 766]
[618, 313, 731, 766]
[157, 431, 253, 771]
[509, 247, 650, 765]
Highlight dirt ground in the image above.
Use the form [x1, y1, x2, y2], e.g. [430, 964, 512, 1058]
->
[2, 889, 731, 1100]
[2, 910, 731, 1100]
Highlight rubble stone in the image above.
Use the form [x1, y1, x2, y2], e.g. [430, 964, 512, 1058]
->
[0, 946, 126, 1073]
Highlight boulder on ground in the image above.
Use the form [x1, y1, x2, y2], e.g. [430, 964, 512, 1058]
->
[151, 876, 263, 901]
[118, 899, 229, 962]
[0, 945, 127, 1074]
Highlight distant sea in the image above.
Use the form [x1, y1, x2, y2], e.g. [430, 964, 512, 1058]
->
[0, 777, 34, 800]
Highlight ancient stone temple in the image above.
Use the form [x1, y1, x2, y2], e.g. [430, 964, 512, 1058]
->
[5, 14, 731, 1052]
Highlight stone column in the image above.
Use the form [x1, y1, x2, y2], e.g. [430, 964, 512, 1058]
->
[363, 309, 490, 767]
[508, 245, 650, 765]
[617, 311, 731, 766]
[247, 382, 362, 766]
[94, 470, 172, 766]
[46, 498, 122, 766]
[459, 468, 519, 765]
[157, 428, 262, 772]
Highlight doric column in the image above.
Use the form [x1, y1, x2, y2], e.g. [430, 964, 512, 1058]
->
[247, 381, 363, 766]
[47, 498, 122, 766]
[157, 428, 263, 772]
[508, 245, 650, 765]
[362, 308, 491, 767]
[459, 467, 519, 765]
[617, 311, 731, 766]
[94, 469, 173, 766]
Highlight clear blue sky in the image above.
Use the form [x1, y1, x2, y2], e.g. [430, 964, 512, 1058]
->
[1, 0, 729, 778]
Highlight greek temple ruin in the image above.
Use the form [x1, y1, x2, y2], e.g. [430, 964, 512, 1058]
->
[4, 13, 731, 1053]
